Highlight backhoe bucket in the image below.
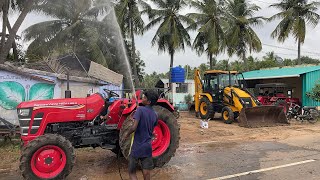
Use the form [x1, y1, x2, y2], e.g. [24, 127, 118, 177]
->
[238, 106, 289, 128]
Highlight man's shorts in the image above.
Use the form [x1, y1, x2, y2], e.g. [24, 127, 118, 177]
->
[128, 156, 154, 173]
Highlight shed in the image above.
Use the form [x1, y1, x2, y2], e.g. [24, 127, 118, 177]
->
[242, 66, 320, 107]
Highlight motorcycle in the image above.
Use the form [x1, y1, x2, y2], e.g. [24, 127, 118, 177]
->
[286, 102, 319, 124]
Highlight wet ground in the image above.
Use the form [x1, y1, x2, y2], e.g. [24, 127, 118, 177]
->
[1, 113, 320, 180]
[2, 136, 320, 180]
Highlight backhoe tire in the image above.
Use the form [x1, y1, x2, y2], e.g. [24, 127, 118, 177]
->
[199, 97, 214, 119]
[275, 100, 289, 114]
[120, 105, 180, 168]
[20, 134, 75, 180]
[221, 106, 234, 124]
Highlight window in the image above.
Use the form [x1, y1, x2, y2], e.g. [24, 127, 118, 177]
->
[176, 83, 188, 93]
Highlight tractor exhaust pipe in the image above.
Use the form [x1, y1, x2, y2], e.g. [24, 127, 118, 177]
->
[65, 71, 71, 98]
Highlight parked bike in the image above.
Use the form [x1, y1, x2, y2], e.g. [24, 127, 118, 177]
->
[286, 102, 319, 124]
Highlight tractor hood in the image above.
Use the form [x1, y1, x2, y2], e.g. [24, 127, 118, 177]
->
[17, 93, 103, 109]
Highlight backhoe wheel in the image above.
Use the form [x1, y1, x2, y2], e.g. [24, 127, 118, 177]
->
[20, 134, 75, 180]
[199, 97, 214, 119]
[275, 100, 289, 114]
[120, 105, 180, 167]
[221, 107, 234, 124]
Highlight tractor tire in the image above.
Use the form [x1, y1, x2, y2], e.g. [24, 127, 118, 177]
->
[199, 97, 214, 119]
[275, 100, 289, 114]
[20, 134, 75, 180]
[221, 106, 234, 124]
[119, 105, 180, 167]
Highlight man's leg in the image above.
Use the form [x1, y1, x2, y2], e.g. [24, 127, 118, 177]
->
[128, 156, 138, 180]
[142, 169, 151, 180]
[141, 157, 154, 180]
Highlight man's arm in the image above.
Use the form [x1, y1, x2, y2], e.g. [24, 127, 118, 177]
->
[123, 120, 139, 140]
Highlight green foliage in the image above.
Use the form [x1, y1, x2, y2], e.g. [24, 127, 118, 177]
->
[187, 0, 226, 69]
[144, 0, 194, 69]
[307, 83, 320, 101]
[24, 0, 111, 65]
[142, 72, 168, 89]
[225, 0, 264, 70]
[184, 94, 193, 104]
[269, 0, 320, 64]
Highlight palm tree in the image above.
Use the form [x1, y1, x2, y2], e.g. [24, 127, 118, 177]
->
[269, 0, 320, 65]
[187, 0, 226, 69]
[23, 0, 111, 65]
[0, 0, 32, 63]
[225, 0, 264, 71]
[144, 0, 193, 83]
[115, 0, 148, 86]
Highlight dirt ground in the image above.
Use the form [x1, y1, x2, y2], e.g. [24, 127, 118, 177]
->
[1, 112, 320, 179]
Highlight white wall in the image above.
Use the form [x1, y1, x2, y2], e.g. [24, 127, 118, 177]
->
[0, 70, 59, 125]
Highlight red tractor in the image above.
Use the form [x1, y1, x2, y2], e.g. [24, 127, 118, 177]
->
[254, 83, 300, 113]
[17, 89, 179, 180]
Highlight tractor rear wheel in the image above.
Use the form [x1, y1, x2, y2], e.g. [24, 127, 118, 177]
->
[199, 97, 214, 119]
[221, 106, 234, 124]
[20, 134, 75, 180]
[120, 105, 180, 167]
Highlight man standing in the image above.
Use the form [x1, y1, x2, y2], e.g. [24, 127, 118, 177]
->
[123, 90, 158, 180]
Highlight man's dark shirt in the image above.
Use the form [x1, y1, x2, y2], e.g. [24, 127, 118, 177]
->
[131, 106, 157, 158]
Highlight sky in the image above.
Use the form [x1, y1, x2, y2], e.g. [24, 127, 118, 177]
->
[3, 0, 320, 74]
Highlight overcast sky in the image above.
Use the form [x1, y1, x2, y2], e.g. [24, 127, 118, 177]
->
[3, 0, 320, 74]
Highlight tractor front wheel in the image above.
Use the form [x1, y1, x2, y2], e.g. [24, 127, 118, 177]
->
[20, 134, 75, 180]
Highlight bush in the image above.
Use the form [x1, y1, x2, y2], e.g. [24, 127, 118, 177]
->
[307, 83, 320, 102]
[184, 94, 193, 104]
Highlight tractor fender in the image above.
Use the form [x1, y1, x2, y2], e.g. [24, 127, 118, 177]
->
[200, 93, 213, 102]
[156, 99, 175, 112]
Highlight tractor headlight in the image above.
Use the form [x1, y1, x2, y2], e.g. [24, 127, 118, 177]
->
[18, 109, 30, 116]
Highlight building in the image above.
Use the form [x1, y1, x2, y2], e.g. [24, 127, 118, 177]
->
[155, 79, 194, 111]
[0, 56, 123, 125]
[242, 65, 320, 107]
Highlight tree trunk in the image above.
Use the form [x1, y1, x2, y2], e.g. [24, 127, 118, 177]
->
[297, 38, 301, 65]
[0, 0, 33, 64]
[0, 0, 9, 57]
[6, 18, 19, 62]
[209, 53, 213, 69]
[243, 51, 248, 71]
[169, 51, 174, 96]
[129, 15, 139, 87]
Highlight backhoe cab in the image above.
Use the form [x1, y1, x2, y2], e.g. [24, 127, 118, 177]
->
[194, 69, 288, 127]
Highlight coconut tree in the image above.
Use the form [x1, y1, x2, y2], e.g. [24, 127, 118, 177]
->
[225, 0, 264, 71]
[0, 0, 33, 63]
[23, 0, 111, 65]
[144, 0, 194, 83]
[187, 0, 226, 69]
[269, 0, 320, 65]
[115, 0, 149, 86]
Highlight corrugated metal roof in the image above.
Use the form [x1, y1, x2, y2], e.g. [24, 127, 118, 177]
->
[242, 66, 320, 80]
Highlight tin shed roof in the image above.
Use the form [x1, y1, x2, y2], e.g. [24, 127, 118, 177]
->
[242, 65, 320, 80]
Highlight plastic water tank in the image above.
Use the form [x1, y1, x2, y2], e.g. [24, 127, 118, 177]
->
[171, 67, 185, 83]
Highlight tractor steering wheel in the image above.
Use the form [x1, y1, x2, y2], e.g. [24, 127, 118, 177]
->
[103, 89, 120, 98]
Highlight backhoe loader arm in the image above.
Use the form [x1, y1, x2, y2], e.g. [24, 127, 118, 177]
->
[194, 69, 203, 113]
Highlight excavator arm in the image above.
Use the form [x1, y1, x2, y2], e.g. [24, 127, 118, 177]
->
[194, 69, 203, 114]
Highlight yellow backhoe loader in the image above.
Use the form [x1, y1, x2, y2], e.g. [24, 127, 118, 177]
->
[194, 69, 288, 127]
